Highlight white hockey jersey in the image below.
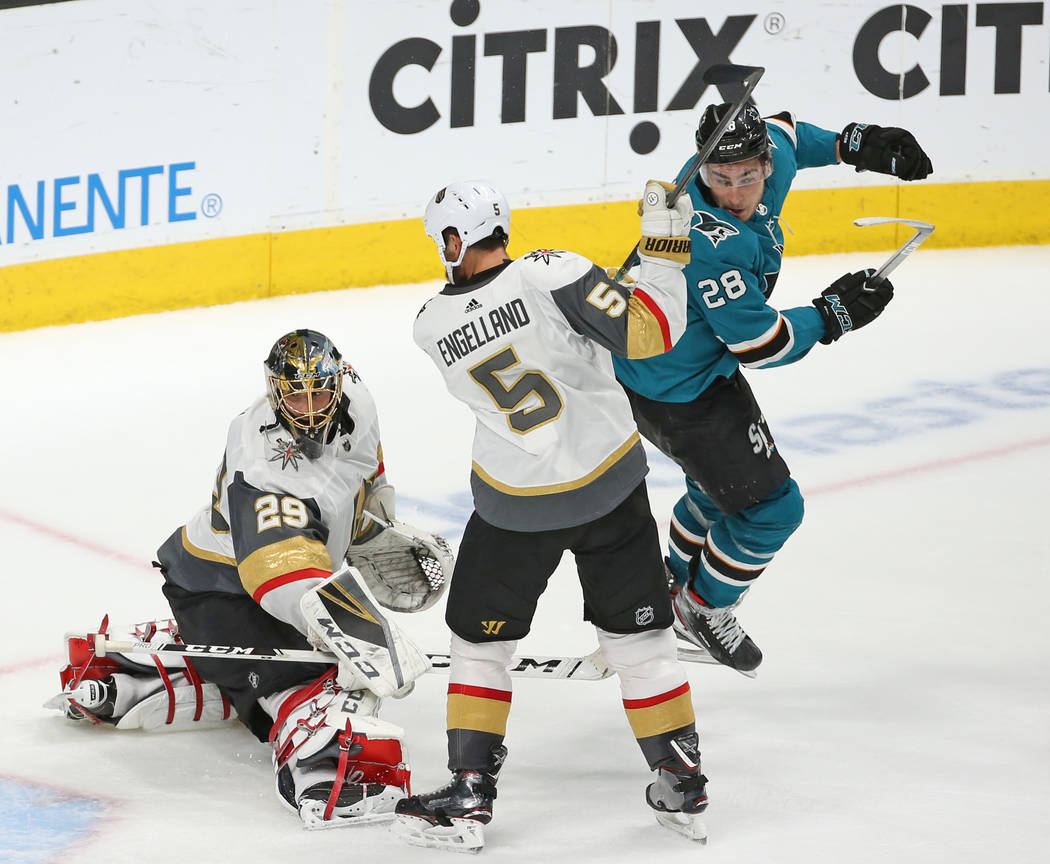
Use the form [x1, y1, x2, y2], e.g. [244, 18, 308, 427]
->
[158, 368, 386, 636]
[414, 249, 687, 531]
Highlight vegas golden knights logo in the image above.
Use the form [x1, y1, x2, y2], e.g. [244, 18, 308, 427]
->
[481, 620, 506, 636]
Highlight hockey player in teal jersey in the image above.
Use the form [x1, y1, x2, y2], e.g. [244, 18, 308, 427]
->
[614, 104, 933, 673]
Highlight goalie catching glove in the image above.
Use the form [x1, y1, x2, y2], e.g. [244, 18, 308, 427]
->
[346, 515, 453, 614]
[300, 565, 431, 699]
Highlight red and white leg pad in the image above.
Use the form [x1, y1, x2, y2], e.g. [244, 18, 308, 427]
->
[264, 670, 410, 829]
[43, 615, 235, 731]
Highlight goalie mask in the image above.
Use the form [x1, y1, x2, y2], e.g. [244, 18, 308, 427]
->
[265, 329, 344, 461]
[424, 180, 510, 281]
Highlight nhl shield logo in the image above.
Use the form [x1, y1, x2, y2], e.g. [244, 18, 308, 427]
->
[635, 605, 655, 626]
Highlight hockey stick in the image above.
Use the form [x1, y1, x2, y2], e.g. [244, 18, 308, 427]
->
[853, 217, 936, 284]
[94, 636, 736, 680]
[93, 636, 615, 682]
[612, 63, 765, 281]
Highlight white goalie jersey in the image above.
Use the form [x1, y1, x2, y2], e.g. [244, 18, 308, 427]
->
[159, 369, 387, 635]
[413, 249, 687, 531]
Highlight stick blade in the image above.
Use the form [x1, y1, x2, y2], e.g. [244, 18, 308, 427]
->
[854, 216, 935, 232]
[702, 63, 764, 86]
[702, 64, 764, 104]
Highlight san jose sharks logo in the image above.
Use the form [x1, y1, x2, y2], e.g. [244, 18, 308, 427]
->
[692, 210, 739, 248]
[269, 437, 304, 471]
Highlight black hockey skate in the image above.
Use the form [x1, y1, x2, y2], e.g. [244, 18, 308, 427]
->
[646, 731, 708, 843]
[673, 585, 762, 674]
[393, 744, 507, 852]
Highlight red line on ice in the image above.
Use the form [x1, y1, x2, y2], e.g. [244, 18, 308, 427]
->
[0, 654, 61, 677]
[804, 435, 1050, 496]
[0, 506, 148, 570]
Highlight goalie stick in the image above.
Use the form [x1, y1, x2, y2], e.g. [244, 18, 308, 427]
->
[94, 637, 736, 681]
[94, 636, 615, 682]
[613, 63, 765, 281]
[853, 216, 936, 284]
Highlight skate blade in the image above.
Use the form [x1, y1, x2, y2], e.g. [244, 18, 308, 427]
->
[299, 787, 403, 830]
[391, 814, 485, 853]
[675, 642, 758, 679]
[655, 810, 708, 844]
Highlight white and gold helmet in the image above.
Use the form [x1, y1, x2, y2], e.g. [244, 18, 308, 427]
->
[423, 180, 510, 281]
[264, 330, 344, 460]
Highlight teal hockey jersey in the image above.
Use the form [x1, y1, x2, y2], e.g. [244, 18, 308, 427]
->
[614, 114, 839, 403]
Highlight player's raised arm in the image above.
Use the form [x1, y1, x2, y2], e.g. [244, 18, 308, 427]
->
[548, 179, 693, 359]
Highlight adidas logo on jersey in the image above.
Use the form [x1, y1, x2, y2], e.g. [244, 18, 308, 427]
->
[464, 298, 483, 313]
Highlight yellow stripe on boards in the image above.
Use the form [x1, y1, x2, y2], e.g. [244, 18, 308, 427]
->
[3, 180, 1046, 333]
[2, 234, 271, 332]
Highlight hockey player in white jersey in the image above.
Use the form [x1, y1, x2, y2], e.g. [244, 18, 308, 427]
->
[45, 329, 453, 829]
[394, 181, 709, 850]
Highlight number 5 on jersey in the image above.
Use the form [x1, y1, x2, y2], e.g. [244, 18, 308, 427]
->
[469, 346, 564, 433]
[585, 282, 627, 317]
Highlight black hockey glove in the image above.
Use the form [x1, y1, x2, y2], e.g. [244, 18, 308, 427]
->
[812, 269, 894, 344]
[839, 123, 933, 181]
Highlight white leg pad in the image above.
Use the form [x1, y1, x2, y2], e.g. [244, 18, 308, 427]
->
[268, 676, 409, 828]
[115, 673, 236, 731]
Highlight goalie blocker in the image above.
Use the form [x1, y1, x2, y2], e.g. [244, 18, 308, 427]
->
[300, 565, 432, 698]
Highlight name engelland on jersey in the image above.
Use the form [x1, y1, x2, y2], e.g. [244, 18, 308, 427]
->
[436, 298, 530, 366]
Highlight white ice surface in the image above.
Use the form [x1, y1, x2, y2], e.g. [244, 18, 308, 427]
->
[1, 245, 1048, 863]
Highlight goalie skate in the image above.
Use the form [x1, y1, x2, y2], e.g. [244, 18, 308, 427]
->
[297, 782, 404, 830]
[268, 670, 410, 830]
